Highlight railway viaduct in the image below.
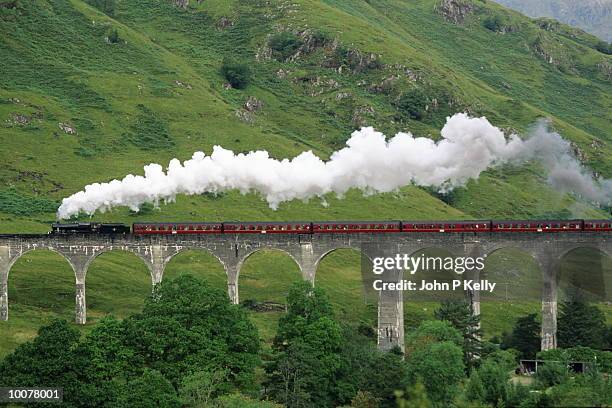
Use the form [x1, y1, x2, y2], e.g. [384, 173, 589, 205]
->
[0, 232, 609, 352]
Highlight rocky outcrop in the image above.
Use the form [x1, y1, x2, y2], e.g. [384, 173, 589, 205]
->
[244, 96, 263, 112]
[216, 17, 234, 30]
[435, 0, 475, 24]
[597, 60, 612, 80]
[59, 122, 77, 135]
[173, 0, 189, 10]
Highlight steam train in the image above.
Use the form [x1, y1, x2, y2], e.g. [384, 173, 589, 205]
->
[50, 219, 612, 235]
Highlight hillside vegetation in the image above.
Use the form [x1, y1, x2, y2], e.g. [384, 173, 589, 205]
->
[0, 0, 610, 232]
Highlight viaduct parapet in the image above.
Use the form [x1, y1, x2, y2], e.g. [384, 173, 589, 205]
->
[0, 232, 609, 352]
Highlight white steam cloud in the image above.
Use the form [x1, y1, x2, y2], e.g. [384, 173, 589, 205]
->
[57, 113, 611, 219]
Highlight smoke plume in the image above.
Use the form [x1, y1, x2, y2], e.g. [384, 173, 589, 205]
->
[56, 113, 611, 219]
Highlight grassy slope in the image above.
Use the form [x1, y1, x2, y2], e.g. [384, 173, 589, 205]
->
[0, 0, 610, 355]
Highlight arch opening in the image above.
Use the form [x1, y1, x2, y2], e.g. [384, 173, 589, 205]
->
[480, 247, 543, 341]
[239, 249, 303, 345]
[4, 249, 76, 357]
[557, 247, 611, 304]
[85, 250, 151, 323]
[316, 248, 376, 332]
[164, 249, 227, 292]
[402, 247, 463, 334]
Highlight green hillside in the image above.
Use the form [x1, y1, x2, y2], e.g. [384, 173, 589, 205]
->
[0, 0, 610, 357]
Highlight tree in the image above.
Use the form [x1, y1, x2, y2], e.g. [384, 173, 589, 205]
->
[118, 369, 181, 408]
[334, 328, 408, 407]
[434, 300, 482, 367]
[179, 369, 229, 407]
[86, 0, 115, 16]
[406, 320, 463, 350]
[465, 370, 485, 403]
[395, 381, 432, 408]
[220, 58, 251, 89]
[557, 297, 607, 349]
[502, 313, 541, 359]
[265, 281, 343, 407]
[106, 28, 120, 44]
[478, 359, 510, 406]
[123, 275, 260, 390]
[405, 341, 465, 405]
[535, 362, 569, 389]
[0, 319, 91, 407]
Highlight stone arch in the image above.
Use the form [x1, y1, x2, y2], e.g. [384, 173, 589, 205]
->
[481, 246, 543, 299]
[83, 248, 153, 284]
[8, 247, 77, 281]
[314, 247, 376, 327]
[480, 246, 544, 339]
[314, 246, 368, 271]
[237, 248, 303, 305]
[557, 246, 611, 303]
[238, 247, 302, 278]
[7, 248, 77, 322]
[85, 249, 153, 321]
[163, 247, 227, 290]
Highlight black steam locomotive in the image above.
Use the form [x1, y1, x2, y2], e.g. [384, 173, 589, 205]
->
[51, 223, 131, 234]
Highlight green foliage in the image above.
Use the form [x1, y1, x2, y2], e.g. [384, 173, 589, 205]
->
[535, 361, 569, 388]
[118, 369, 181, 408]
[595, 41, 612, 55]
[405, 320, 463, 351]
[548, 371, 612, 407]
[349, 390, 380, 407]
[336, 331, 408, 407]
[179, 369, 229, 407]
[269, 31, 303, 61]
[266, 281, 342, 407]
[0, 276, 262, 406]
[405, 341, 465, 406]
[396, 88, 427, 120]
[557, 297, 607, 349]
[395, 381, 432, 408]
[106, 27, 120, 44]
[213, 393, 284, 407]
[483, 14, 508, 32]
[129, 201, 155, 216]
[478, 359, 510, 405]
[537, 346, 612, 373]
[434, 300, 482, 367]
[125, 104, 174, 150]
[465, 370, 485, 403]
[126, 275, 260, 389]
[0, 188, 58, 215]
[85, 0, 115, 16]
[220, 58, 251, 89]
[502, 313, 540, 359]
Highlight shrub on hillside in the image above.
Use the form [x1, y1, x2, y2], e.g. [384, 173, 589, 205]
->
[396, 88, 428, 120]
[86, 0, 115, 16]
[269, 32, 303, 61]
[107, 28, 120, 44]
[220, 59, 251, 89]
[595, 41, 612, 55]
[483, 14, 510, 32]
